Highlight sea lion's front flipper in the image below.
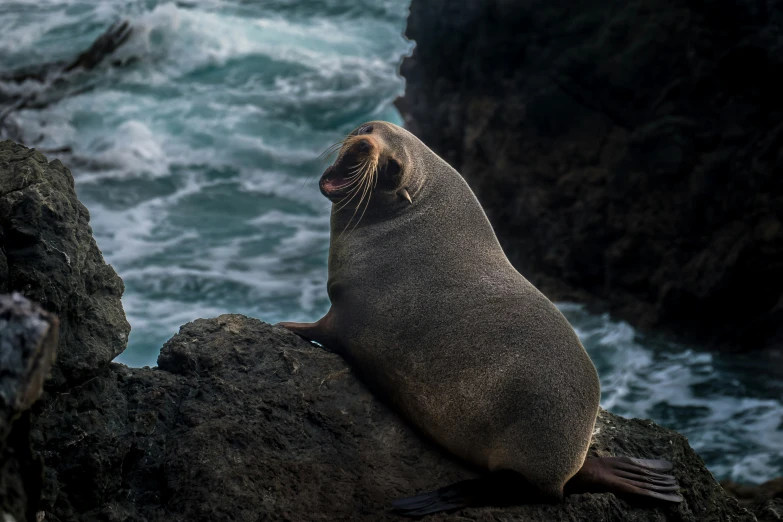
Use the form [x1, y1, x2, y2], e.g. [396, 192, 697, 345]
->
[277, 309, 342, 352]
[565, 456, 684, 503]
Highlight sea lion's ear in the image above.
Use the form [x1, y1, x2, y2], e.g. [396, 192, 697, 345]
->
[397, 187, 412, 204]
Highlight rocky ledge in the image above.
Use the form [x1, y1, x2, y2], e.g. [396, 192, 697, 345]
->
[0, 141, 764, 521]
[30, 315, 754, 521]
[396, 0, 783, 355]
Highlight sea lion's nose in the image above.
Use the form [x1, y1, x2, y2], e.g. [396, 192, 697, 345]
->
[356, 139, 371, 153]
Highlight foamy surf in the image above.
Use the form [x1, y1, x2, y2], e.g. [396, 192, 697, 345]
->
[562, 303, 783, 484]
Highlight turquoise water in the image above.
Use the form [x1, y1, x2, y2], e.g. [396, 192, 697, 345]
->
[2, 0, 781, 485]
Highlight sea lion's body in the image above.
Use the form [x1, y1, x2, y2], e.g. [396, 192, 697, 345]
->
[281, 121, 681, 515]
[327, 151, 599, 495]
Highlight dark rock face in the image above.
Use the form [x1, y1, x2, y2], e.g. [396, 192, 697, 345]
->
[31, 315, 753, 521]
[396, 0, 783, 354]
[0, 140, 130, 387]
[722, 478, 783, 521]
[0, 293, 59, 522]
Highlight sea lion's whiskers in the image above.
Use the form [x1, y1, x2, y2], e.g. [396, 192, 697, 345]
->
[345, 161, 368, 177]
[318, 142, 343, 164]
[333, 185, 363, 214]
[336, 172, 362, 185]
[332, 163, 367, 190]
[342, 157, 371, 187]
[324, 134, 381, 235]
[339, 175, 371, 238]
[318, 132, 353, 161]
[320, 130, 366, 162]
[303, 139, 350, 189]
[345, 157, 379, 234]
[334, 158, 372, 214]
[331, 173, 365, 193]
[335, 159, 370, 213]
[349, 170, 375, 233]
[338, 159, 375, 237]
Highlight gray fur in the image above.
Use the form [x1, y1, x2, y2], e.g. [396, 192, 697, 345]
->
[319, 121, 600, 498]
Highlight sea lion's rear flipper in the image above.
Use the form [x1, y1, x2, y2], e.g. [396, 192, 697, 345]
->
[391, 478, 485, 517]
[391, 471, 524, 517]
[565, 456, 684, 503]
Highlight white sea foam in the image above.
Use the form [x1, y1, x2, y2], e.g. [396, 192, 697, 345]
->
[561, 303, 783, 483]
[91, 120, 170, 177]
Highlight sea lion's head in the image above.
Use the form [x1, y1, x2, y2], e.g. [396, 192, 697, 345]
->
[319, 121, 430, 222]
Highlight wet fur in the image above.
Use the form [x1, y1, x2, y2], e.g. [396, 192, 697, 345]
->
[281, 121, 679, 512]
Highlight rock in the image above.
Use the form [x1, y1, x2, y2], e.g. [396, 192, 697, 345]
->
[0, 140, 130, 387]
[0, 293, 59, 522]
[396, 0, 783, 354]
[31, 315, 754, 521]
[754, 500, 783, 522]
[723, 478, 783, 521]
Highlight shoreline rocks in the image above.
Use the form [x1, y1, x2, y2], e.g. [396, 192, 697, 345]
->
[0, 140, 130, 388]
[0, 293, 59, 522]
[722, 479, 783, 522]
[30, 315, 756, 521]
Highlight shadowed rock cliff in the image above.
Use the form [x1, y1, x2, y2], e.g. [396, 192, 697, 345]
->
[396, 0, 783, 356]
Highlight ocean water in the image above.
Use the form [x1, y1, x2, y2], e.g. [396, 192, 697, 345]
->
[2, 0, 781, 486]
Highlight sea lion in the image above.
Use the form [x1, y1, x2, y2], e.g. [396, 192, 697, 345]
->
[279, 121, 682, 516]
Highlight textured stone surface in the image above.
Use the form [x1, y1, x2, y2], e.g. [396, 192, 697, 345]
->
[0, 293, 59, 522]
[723, 479, 783, 521]
[31, 315, 753, 521]
[396, 0, 783, 355]
[0, 140, 130, 387]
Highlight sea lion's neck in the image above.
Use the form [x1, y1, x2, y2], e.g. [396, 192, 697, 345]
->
[327, 163, 506, 270]
[325, 161, 520, 320]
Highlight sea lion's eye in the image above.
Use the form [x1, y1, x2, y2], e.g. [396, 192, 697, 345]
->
[376, 158, 402, 191]
[357, 125, 373, 135]
[385, 158, 400, 177]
